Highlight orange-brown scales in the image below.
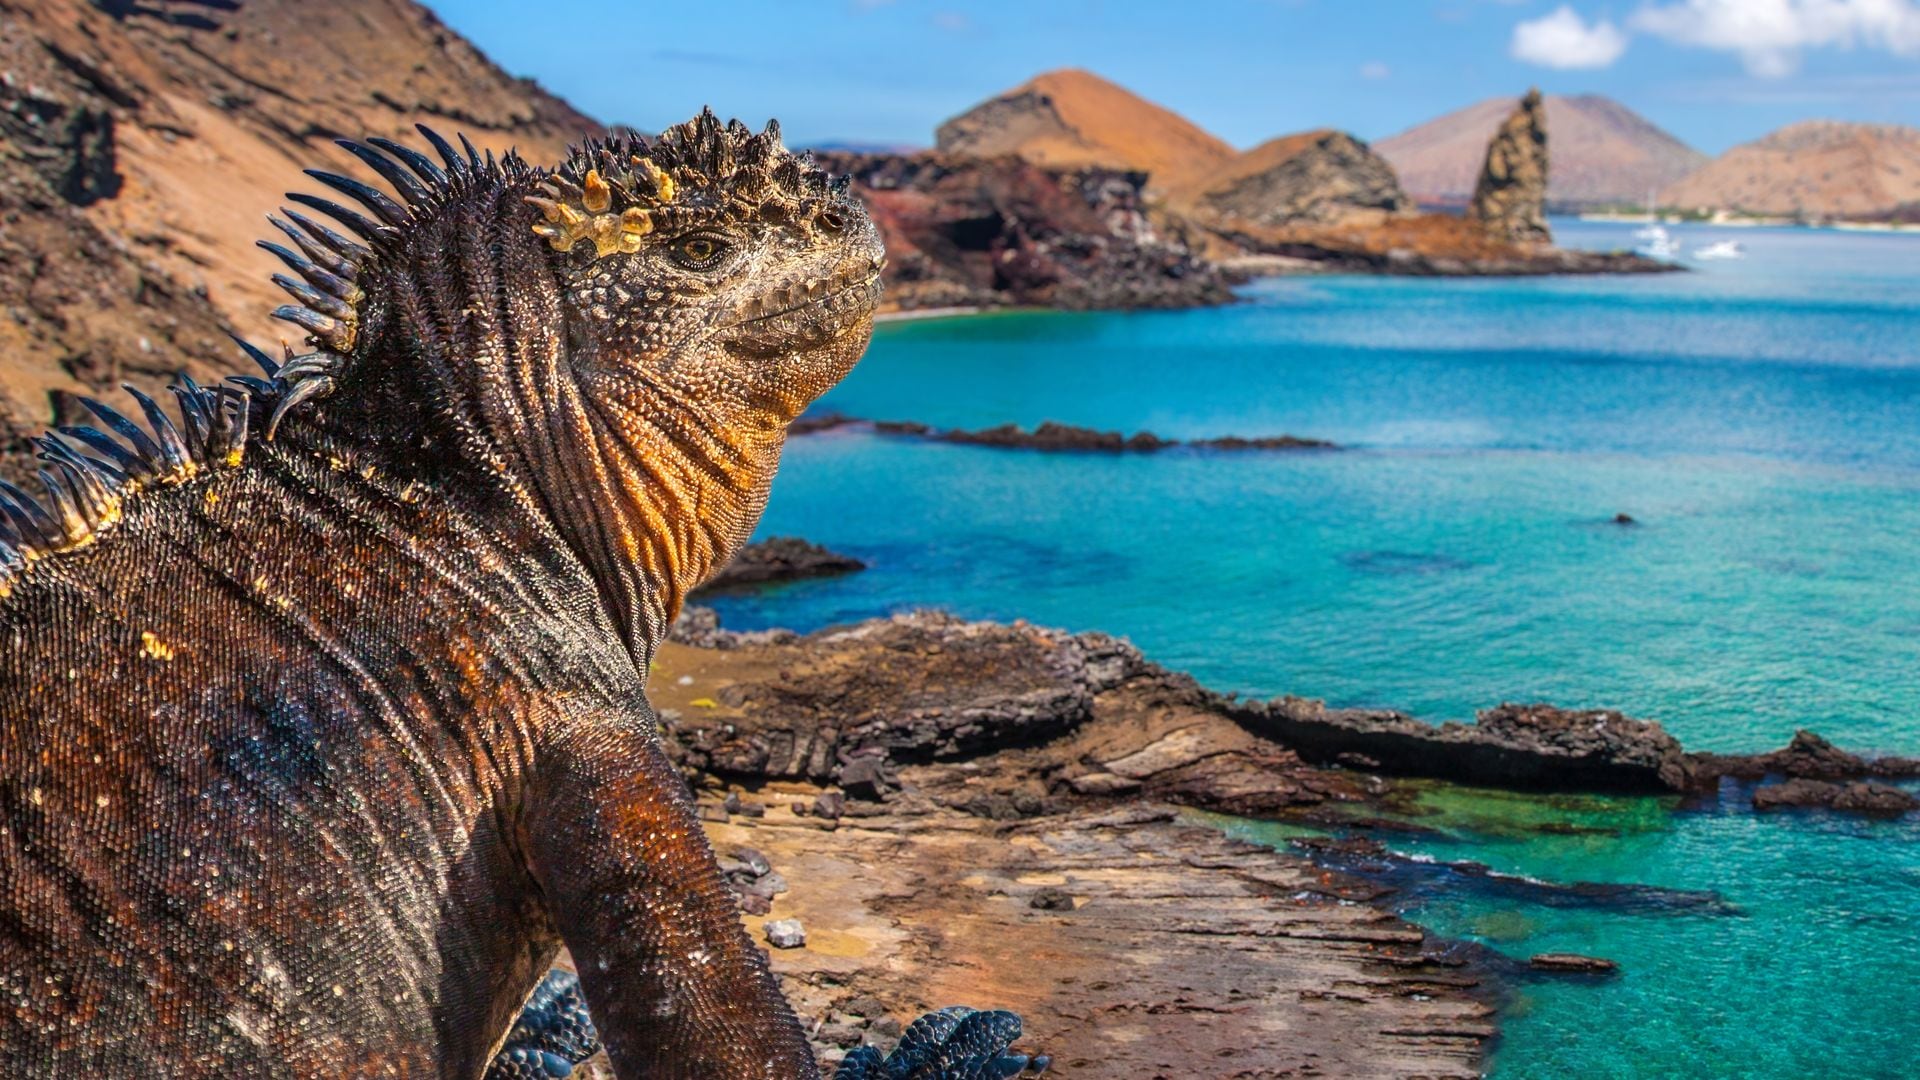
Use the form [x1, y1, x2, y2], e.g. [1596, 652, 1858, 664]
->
[0, 110, 1038, 1078]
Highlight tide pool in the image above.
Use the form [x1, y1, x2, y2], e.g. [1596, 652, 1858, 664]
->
[712, 220, 1920, 1076]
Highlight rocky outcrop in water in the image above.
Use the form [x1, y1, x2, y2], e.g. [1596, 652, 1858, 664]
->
[1693, 729, 1920, 784]
[1224, 698, 1698, 792]
[693, 538, 866, 595]
[793, 416, 1336, 452]
[1470, 89, 1552, 245]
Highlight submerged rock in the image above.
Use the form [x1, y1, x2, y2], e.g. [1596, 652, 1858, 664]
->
[1752, 778, 1918, 815]
[1529, 953, 1620, 975]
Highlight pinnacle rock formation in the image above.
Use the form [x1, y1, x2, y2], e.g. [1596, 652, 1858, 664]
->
[1470, 89, 1551, 245]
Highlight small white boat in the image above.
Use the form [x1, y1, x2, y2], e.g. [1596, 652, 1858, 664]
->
[1692, 240, 1746, 260]
[1635, 225, 1683, 260]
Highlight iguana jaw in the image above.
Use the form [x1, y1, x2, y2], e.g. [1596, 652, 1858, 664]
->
[719, 223, 886, 421]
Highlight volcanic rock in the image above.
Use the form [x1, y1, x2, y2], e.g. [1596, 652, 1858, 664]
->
[1691, 730, 1920, 787]
[1470, 89, 1551, 245]
[933, 68, 1235, 191]
[1529, 953, 1620, 975]
[1178, 129, 1412, 228]
[1753, 779, 1917, 815]
[764, 919, 806, 949]
[659, 612, 1145, 782]
[814, 151, 1232, 312]
[695, 537, 867, 594]
[1226, 698, 1696, 793]
[802, 418, 1337, 453]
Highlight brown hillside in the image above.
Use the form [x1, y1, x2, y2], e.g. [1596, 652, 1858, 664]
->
[1377, 94, 1705, 207]
[935, 68, 1235, 190]
[1175, 128, 1410, 226]
[1660, 121, 1920, 219]
[0, 0, 599, 461]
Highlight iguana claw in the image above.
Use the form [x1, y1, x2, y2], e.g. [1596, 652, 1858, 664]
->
[834, 1006, 1050, 1079]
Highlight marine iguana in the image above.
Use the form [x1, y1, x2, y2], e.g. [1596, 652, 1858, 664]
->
[0, 112, 1042, 1077]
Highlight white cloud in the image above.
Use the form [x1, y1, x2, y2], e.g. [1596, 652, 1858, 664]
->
[1511, 5, 1632, 68]
[1360, 60, 1392, 79]
[1632, 0, 1920, 77]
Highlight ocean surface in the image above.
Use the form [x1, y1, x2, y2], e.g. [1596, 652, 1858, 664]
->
[710, 220, 1920, 1077]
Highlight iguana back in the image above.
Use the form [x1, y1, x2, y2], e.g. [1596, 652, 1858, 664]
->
[0, 113, 1005, 1077]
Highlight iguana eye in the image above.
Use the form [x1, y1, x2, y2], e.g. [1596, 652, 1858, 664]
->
[668, 233, 729, 270]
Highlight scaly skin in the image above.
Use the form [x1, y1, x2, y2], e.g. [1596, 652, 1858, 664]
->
[0, 112, 924, 1077]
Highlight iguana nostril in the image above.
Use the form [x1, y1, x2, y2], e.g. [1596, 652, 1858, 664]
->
[819, 210, 845, 233]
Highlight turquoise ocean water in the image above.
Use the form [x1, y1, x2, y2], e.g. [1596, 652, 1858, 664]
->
[712, 220, 1920, 1077]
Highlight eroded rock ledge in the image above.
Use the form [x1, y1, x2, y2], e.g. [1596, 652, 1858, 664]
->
[652, 612, 1493, 1075]
[639, 608, 1913, 1072]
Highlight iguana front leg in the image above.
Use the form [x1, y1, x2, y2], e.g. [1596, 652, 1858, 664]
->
[525, 699, 818, 1078]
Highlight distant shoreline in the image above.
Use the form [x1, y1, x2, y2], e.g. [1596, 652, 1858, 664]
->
[872, 305, 985, 323]
[1577, 212, 1920, 235]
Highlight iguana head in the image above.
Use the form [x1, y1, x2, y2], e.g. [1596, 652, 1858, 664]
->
[534, 111, 883, 423]
[236, 111, 883, 656]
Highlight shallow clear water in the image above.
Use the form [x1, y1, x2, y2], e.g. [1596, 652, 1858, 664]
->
[714, 220, 1920, 1076]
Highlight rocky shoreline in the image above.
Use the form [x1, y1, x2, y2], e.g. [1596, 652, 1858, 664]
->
[624, 596, 1917, 1073]
[653, 611, 1499, 1075]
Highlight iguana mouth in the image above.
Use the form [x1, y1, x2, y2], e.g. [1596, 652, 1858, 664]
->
[728, 263, 885, 329]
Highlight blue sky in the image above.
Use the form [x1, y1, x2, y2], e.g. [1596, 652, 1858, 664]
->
[435, 1, 1920, 155]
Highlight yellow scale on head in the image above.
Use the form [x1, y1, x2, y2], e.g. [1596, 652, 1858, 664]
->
[526, 160, 677, 258]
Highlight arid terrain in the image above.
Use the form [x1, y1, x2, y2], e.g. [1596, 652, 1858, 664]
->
[0, 0, 595, 475]
[1660, 120, 1920, 220]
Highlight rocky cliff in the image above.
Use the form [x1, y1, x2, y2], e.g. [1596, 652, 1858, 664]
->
[0, 0, 598, 472]
[1378, 94, 1706, 209]
[1469, 89, 1551, 246]
[933, 68, 1235, 191]
[1660, 120, 1920, 220]
[814, 151, 1233, 312]
[1175, 128, 1411, 227]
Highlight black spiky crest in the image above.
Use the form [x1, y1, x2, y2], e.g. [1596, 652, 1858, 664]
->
[0, 125, 526, 598]
[0, 110, 853, 600]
